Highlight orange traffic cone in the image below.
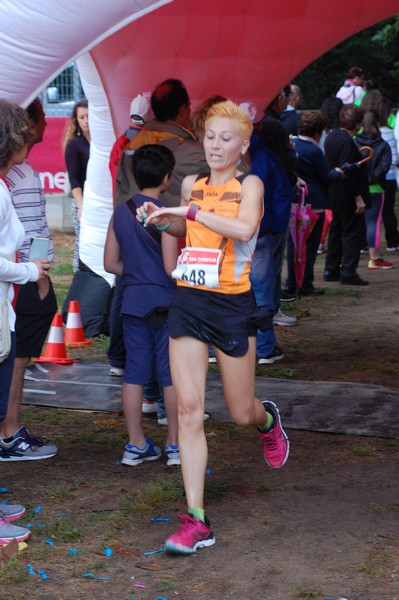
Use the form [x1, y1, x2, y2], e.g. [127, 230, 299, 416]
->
[64, 300, 95, 348]
[35, 313, 76, 364]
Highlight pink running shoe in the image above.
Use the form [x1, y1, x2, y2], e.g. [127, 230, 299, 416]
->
[165, 513, 215, 555]
[257, 401, 289, 468]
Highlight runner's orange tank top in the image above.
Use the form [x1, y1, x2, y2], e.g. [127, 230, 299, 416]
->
[177, 174, 259, 294]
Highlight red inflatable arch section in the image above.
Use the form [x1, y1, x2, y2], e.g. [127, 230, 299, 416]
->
[90, 0, 399, 133]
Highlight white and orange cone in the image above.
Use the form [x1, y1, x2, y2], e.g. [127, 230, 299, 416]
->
[64, 300, 95, 348]
[34, 313, 76, 364]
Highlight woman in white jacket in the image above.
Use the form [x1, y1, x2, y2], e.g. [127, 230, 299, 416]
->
[336, 66, 365, 105]
[0, 99, 50, 546]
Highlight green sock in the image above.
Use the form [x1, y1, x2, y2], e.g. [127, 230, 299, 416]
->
[188, 507, 205, 522]
[258, 411, 274, 432]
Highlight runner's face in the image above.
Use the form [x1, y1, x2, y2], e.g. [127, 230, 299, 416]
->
[203, 117, 249, 172]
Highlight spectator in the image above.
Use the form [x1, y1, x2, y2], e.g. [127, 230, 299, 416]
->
[0, 98, 50, 543]
[285, 110, 342, 295]
[0, 99, 57, 461]
[323, 105, 369, 286]
[108, 93, 153, 197]
[318, 97, 344, 254]
[107, 92, 153, 379]
[114, 78, 208, 208]
[239, 102, 294, 364]
[104, 144, 179, 467]
[260, 88, 297, 185]
[280, 84, 302, 136]
[354, 110, 393, 270]
[379, 97, 399, 251]
[336, 66, 365, 105]
[259, 88, 300, 314]
[63, 99, 91, 271]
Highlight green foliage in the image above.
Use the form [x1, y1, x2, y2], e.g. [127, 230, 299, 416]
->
[295, 16, 399, 108]
[0, 554, 27, 585]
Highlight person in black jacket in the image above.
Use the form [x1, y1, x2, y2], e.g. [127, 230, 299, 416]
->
[285, 111, 342, 295]
[280, 84, 302, 136]
[323, 105, 370, 286]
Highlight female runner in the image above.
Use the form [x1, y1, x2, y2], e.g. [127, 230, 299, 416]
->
[137, 100, 289, 555]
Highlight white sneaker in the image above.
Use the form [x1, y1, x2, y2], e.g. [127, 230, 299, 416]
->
[273, 309, 297, 327]
[109, 367, 124, 377]
[208, 356, 217, 364]
[142, 399, 159, 414]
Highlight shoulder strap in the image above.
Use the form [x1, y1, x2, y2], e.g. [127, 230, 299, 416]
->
[235, 173, 249, 183]
[195, 172, 210, 182]
[126, 198, 162, 246]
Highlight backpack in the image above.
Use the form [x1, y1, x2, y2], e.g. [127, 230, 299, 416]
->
[354, 138, 392, 186]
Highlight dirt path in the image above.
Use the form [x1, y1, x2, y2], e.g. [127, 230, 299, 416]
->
[1, 233, 397, 600]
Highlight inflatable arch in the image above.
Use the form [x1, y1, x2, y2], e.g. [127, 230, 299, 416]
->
[1, 0, 397, 329]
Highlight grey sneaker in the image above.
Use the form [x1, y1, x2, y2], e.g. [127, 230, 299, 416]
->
[165, 444, 181, 466]
[0, 427, 57, 461]
[273, 309, 297, 327]
[0, 503, 25, 522]
[0, 522, 31, 545]
[121, 438, 161, 466]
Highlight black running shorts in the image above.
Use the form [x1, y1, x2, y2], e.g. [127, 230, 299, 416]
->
[168, 286, 272, 357]
[15, 280, 58, 357]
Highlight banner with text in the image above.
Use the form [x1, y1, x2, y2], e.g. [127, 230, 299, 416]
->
[29, 117, 68, 194]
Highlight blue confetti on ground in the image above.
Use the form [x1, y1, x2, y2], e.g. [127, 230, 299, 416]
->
[37, 569, 48, 580]
[143, 547, 165, 555]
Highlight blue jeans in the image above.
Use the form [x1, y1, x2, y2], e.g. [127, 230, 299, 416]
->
[250, 231, 287, 357]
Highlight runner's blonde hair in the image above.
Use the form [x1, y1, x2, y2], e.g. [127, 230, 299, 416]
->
[205, 100, 253, 141]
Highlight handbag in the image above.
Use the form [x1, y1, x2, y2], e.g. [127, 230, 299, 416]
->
[0, 283, 11, 363]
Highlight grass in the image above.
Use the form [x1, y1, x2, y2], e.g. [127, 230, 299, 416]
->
[51, 263, 74, 276]
[53, 522, 84, 542]
[118, 479, 184, 515]
[0, 554, 27, 585]
[257, 366, 297, 378]
[352, 442, 377, 456]
[295, 587, 326, 598]
[53, 485, 74, 500]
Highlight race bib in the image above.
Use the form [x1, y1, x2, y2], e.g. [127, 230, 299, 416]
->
[172, 247, 222, 288]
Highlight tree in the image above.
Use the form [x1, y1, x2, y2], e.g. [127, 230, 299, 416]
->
[295, 17, 399, 109]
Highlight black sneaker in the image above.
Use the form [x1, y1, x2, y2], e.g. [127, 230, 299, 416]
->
[340, 275, 369, 286]
[258, 346, 284, 365]
[280, 289, 296, 302]
[323, 270, 340, 282]
[300, 286, 325, 296]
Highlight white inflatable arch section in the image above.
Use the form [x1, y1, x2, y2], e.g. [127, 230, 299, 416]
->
[76, 53, 116, 285]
